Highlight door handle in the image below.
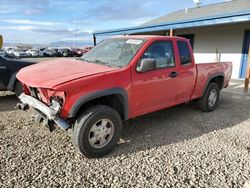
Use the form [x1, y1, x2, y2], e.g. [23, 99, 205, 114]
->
[169, 71, 178, 78]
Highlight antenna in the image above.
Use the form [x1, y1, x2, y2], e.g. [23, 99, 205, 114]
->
[193, 0, 201, 7]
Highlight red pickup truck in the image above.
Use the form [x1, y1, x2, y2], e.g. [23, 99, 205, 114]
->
[17, 36, 232, 158]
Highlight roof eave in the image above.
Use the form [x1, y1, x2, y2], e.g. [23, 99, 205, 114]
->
[93, 10, 250, 37]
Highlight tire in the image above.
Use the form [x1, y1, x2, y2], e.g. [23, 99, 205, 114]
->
[72, 105, 122, 158]
[198, 82, 220, 112]
[14, 80, 23, 97]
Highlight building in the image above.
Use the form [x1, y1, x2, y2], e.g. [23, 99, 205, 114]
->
[93, 0, 250, 79]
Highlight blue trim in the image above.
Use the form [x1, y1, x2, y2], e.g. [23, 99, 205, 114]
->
[239, 30, 250, 78]
[94, 10, 250, 36]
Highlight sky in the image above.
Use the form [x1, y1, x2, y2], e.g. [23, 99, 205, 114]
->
[0, 0, 228, 46]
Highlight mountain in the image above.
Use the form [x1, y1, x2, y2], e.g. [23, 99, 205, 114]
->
[3, 40, 93, 48]
[50, 40, 93, 47]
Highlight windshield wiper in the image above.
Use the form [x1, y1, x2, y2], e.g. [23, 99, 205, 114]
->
[93, 59, 112, 67]
[80, 58, 113, 67]
[79, 58, 91, 63]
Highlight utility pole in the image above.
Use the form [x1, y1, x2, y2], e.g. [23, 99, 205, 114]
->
[244, 44, 250, 95]
[75, 19, 78, 48]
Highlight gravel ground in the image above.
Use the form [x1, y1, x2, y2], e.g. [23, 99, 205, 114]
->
[0, 91, 250, 188]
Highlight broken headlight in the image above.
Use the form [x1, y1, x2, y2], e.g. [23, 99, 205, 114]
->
[39, 88, 65, 107]
[50, 99, 61, 113]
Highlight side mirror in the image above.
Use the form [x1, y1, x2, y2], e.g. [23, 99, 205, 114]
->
[137, 58, 156, 72]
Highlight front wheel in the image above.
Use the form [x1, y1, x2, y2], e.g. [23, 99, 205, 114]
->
[198, 82, 220, 112]
[72, 105, 122, 158]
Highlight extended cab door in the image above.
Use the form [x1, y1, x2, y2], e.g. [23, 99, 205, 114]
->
[175, 40, 196, 103]
[131, 40, 180, 117]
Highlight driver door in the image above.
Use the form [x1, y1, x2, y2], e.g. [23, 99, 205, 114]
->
[131, 41, 180, 117]
[0, 57, 8, 90]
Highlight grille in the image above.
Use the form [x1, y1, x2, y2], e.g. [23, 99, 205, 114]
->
[30, 87, 39, 99]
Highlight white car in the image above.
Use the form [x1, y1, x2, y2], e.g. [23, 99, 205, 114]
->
[26, 49, 40, 57]
[4, 47, 15, 55]
[9, 49, 29, 58]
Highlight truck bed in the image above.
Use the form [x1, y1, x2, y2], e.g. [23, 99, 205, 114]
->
[191, 62, 232, 100]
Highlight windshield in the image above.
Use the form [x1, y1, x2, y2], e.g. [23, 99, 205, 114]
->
[46, 49, 55, 53]
[14, 49, 25, 52]
[80, 38, 145, 68]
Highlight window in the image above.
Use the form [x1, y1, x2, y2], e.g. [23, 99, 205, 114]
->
[140, 41, 175, 69]
[81, 38, 145, 68]
[177, 34, 195, 49]
[177, 41, 192, 65]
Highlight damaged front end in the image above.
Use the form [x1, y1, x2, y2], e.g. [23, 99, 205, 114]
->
[18, 91, 70, 132]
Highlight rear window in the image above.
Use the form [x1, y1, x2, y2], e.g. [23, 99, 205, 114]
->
[177, 41, 192, 65]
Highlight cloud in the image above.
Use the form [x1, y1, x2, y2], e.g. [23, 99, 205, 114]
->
[85, 0, 153, 21]
[0, 19, 61, 26]
[24, 8, 44, 15]
[31, 28, 77, 35]
[0, 25, 37, 31]
[0, 25, 91, 37]
[0, 5, 18, 14]
[84, 0, 164, 21]
[0, 25, 72, 34]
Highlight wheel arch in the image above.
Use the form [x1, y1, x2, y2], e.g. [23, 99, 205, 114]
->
[202, 73, 225, 96]
[68, 88, 129, 120]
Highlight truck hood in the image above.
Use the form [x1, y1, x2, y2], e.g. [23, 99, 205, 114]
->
[17, 58, 118, 88]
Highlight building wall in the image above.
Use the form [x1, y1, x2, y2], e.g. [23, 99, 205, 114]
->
[174, 23, 250, 79]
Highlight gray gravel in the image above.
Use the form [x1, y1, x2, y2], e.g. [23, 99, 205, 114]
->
[0, 91, 250, 188]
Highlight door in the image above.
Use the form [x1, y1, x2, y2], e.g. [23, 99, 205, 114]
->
[175, 40, 197, 104]
[240, 30, 250, 78]
[131, 41, 179, 117]
[0, 57, 8, 90]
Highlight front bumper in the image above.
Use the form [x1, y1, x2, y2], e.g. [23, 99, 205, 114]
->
[19, 93, 70, 130]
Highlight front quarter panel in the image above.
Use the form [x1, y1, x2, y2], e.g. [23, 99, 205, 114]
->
[54, 67, 131, 119]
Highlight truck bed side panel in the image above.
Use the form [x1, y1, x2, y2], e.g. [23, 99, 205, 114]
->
[191, 62, 232, 100]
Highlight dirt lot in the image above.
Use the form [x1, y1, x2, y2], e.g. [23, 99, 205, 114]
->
[0, 90, 250, 188]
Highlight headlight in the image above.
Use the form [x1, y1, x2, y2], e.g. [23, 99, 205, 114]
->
[50, 99, 61, 113]
[39, 88, 65, 106]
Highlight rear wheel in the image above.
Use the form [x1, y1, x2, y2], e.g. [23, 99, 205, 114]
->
[72, 105, 122, 158]
[14, 80, 23, 97]
[198, 82, 220, 112]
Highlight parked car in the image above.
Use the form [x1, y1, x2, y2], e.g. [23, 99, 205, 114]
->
[72, 48, 86, 57]
[39, 48, 46, 52]
[17, 36, 232, 158]
[40, 48, 57, 57]
[4, 47, 15, 55]
[0, 49, 5, 56]
[54, 49, 63, 57]
[57, 48, 74, 57]
[9, 49, 29, 58]
[0, 55, 36, 96]
[83, 46, 93, 53]
[26, 49, 40, 57]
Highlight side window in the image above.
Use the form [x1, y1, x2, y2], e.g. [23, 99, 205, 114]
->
[141, 41, 175, 69]
[177, 41, 192, 65]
